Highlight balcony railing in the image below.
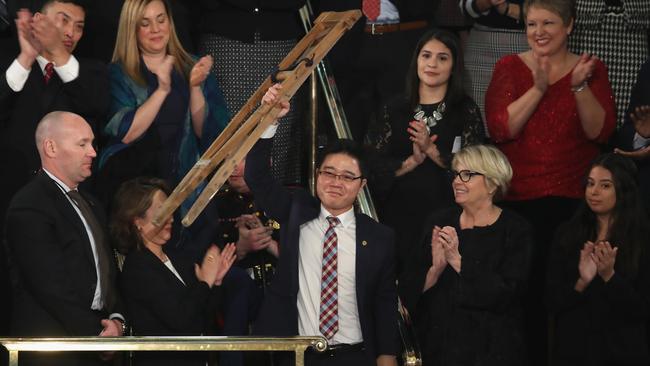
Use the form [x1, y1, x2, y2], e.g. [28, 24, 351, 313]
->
[0, 336, 328, 366]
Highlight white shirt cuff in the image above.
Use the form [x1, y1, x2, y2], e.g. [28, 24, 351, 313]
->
[260, 124, 278, 139]
[6, 59, 30, 92]
[633, 133, 650, 150]
[54, 55, 79, 83]
[109, 313, 125, 322]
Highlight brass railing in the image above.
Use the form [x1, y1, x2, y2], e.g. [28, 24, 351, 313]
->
[0, 336, 327, 366]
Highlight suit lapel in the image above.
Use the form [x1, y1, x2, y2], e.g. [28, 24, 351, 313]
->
[39, 172, 96, 263]
[354, 213, 371, 311]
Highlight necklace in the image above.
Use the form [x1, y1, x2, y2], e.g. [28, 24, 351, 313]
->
[413, 101, 446, 133]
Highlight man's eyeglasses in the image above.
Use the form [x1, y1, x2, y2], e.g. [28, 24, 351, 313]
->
[448, 169, 484, 182]
[318, 170, 363, 183]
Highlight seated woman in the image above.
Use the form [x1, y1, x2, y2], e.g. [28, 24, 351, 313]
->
[368, 28, 485, 273]
[546, 153, 650, 366]
[97, 0, 229, 214]
[399, 144, 533, 366]
[111, 177, 236, 366]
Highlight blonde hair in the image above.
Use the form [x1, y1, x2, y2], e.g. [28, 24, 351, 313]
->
[112, 0, 194, 85]
[452, 145, 513, 200]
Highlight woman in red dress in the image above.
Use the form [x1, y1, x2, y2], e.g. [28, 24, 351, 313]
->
[484, 0, 616, 363]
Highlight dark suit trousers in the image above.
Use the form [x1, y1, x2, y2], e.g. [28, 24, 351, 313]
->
[278, 348, 374, 366]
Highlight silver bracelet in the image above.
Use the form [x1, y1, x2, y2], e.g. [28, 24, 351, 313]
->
[571, 81, 588, 93]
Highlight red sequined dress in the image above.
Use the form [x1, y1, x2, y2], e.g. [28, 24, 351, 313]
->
[485, 54, 616, 201]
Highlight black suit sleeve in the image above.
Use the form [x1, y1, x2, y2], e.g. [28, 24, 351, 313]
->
[0, 63, 18, 128]
[374, 228, 399, 356]
[5, 205, 104, 335]
[244, 137, 293, 223]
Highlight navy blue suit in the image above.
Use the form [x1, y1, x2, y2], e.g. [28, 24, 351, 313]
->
[245, 138, 398, 361]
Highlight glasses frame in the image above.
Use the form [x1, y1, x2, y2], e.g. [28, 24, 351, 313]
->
[449, 169, 484, 183]
[317, 169, 364, 183]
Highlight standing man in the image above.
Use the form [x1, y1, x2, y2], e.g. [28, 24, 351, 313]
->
[0, 1, 108, 337]
[4, 112, 123, 366]
[246, 87, 398, 366]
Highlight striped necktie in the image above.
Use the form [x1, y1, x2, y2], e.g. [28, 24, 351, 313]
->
[319, 216, 341, 339]
[362, 0, 380, 22]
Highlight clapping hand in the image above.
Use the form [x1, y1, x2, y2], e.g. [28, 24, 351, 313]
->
[532, 53, 550, 94]
[262, 83, 290, 120]
[16, 9, 41, 67]
[577, 241, 597, 285]
[631, 105, 650, 138]
[438, 226, 461, 273]
[592, 241, 617, 282]
[31, 11, 66, 58]
[189, 55, 213, 87]
[423, 226, 448, 292]
[571, 53, 598, 90]
[154, 55, 175, 93]
[214, 243, 237, 286]
[195, 244, 236, 287]
[411, 142, 426, 165]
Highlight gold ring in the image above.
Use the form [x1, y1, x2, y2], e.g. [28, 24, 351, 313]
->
[207, 255, 214, 261]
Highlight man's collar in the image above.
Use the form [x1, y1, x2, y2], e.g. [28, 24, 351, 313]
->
[36, 55, 51, 72]
[43, 168, 75, 192]
[319, 205, 355, 228]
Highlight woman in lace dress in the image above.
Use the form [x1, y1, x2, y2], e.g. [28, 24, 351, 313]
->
[367, 29, 485, 273]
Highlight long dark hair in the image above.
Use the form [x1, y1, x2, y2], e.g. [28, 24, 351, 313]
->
[405, 28, 466, 110]
[561, 153, 646, 277]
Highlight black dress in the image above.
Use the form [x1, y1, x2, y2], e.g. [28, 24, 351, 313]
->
[399, 206, 533, 366]
[121, 248, 222, 366]
[546, 223, 650, 366]
[367, 95, 485, 273]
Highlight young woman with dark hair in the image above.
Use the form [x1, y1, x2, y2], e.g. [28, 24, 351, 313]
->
[547, 153, 650, 366]
[367, 28, 485, 273]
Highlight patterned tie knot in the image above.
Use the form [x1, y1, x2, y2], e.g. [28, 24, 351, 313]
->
[326, 216, 340, 228]
[44, 62, 54, 84]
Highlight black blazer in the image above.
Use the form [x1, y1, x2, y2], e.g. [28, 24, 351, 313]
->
[4, 171, 121, 365]
[245, 138, 399, 359]
[120, 248, 221, 366]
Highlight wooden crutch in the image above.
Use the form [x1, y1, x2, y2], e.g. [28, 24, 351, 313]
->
[153, 10, 361, 228]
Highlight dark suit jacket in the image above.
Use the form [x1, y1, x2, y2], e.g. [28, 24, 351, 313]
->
[120, 248, 221, 366]
[245, 138, 398, 359]
[4, 171, 121, 365]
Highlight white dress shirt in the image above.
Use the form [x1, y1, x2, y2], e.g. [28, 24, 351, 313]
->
[5, 54, 79, 92]
[297, 206, 363, 345]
